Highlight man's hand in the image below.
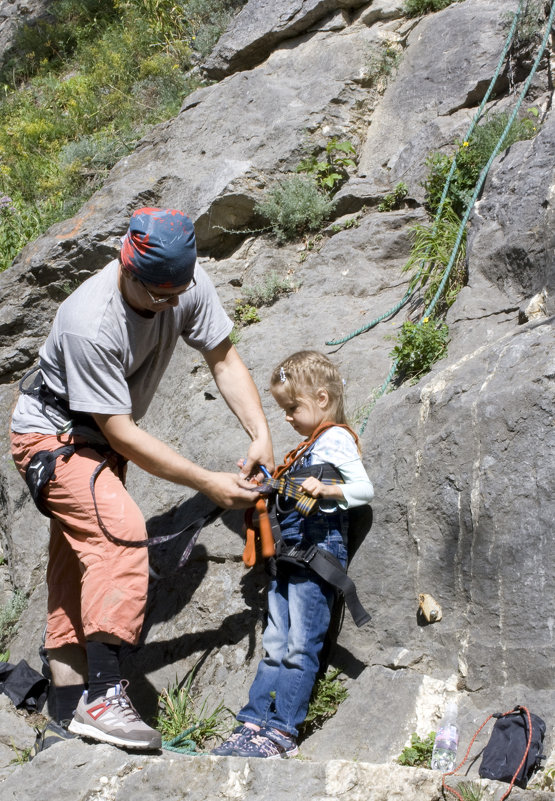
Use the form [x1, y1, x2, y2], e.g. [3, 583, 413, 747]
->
[198, 472, 260, 510]
[240, 435, 275, 479]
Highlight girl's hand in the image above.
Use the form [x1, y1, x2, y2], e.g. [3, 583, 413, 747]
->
[301, 476, 345, 502]
[301, 476, 326, 497]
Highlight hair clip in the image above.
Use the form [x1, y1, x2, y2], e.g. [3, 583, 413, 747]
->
[279, 367, 287, 383]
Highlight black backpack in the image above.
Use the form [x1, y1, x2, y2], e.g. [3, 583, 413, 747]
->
[479, 706, 546, 789]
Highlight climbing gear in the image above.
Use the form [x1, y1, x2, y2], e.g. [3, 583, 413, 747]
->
[68, 681, 162, 750]
[479, 707, 546, 789]
[242, 422, 371, 627]
[442, 706, 546, 801]
[19, 365, 100, 436]
[418, 593, 442, 623]
[19, 365, 222, 575]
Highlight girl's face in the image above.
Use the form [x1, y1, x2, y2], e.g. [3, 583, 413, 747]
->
[272, 384, 329, 437]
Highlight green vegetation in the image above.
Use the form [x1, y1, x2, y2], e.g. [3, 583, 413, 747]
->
[0, 0, 246, 272]
[403, 0, 461, 17]
[387, 109, 539, 386]
[378, 181, 408, 212]
[529, 763, 555, 792]
[255, 138, 357, 243]
[233, 271, 297, 329]
[255, 175, 336, 243]
[503, 0, 546, 50]
[364, 41, 402, 89]
[0, 591, 27, 652]
[296, 139, 356, 195]
[329, 216, 359, 233]
[298, 668, 348, 737]
[424, 111, 538, 218]
[456, 781, 485, 801]
[157, 672, 232, 749]
[389, 318, 449, 384]
[234, 303, 260, 326]
[403, 203, 466, 313]
[397, 731, 436, 767]
[240, 270, 298, 307]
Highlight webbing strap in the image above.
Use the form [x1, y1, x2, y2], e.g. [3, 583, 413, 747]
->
[89, 457, 222, 573]
[277, 544, 371, 627]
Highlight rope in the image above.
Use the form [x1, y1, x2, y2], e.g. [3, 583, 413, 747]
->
[162, 725, 200, 754]
[325, 0, 526, 349]
[357, 0, 555, 434]
[442, 706, 534, 801]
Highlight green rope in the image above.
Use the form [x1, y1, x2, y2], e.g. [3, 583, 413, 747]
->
[162, 725, 200, 754]
[358, 0, 554, 434]
[326, 0, 525, 349]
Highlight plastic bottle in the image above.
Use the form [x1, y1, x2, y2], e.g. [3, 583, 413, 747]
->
[431, 701, 459, 771]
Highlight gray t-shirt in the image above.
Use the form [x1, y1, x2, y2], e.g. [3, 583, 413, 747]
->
[12, 259, 233, 436]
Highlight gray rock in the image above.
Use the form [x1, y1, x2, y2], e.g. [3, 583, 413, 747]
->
[358, 0, 527, 195]
[203, 0, 370, 79]
[0, 0, 554, 794]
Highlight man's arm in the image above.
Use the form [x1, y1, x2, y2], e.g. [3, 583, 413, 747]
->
[92, 413, 260, 509]
[203, 338, 274, 477]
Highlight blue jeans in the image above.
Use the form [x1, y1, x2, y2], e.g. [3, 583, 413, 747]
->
[237, 510, 348, 737]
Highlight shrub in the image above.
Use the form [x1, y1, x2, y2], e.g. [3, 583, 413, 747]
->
[378, 181, 408, 212]
[157, 672, 232, 749]
[503, 0, 545, 50]
[398, 731, 436, 767]
[240, 271, 298, 307]
[403, 202, 467, 313]
[364, 41, 402, 89]
[403, 0, 460, 17]
[255, 176, 336, 242]
[234, 303, 260, 326]
[389, 318, 449, 384]
[0, 0, 247, 271]
[296, 139, 356, 195]
[424, 111, 538, 217]
[0, 591, 27, 652]
[298, 669, 348, 737]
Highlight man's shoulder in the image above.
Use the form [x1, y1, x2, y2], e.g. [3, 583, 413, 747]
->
[56, 261, 120, 336]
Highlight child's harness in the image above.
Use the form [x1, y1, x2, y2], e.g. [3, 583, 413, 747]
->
[243, 422, 372, 628]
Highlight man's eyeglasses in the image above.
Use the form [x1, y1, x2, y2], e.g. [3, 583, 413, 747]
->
[139, 276, 196, 305]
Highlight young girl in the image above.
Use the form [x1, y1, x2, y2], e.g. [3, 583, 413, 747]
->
[213, 350, 374, 759]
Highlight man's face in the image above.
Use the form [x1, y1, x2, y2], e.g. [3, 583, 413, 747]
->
[120, 267, 195, 314]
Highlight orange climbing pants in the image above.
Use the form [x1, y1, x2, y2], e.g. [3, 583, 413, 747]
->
[10, 431, 148, 649]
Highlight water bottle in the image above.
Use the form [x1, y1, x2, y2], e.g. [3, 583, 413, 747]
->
[431, 701, 459, 771]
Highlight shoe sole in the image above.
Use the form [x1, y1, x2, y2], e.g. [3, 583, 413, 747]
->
[68, 719, 161, 750]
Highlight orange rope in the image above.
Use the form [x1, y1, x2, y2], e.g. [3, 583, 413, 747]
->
[442, 706, 534, 801]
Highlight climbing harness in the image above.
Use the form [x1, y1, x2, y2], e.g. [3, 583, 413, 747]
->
[19, 365, 223, 576]
[242, 422, 372, 627]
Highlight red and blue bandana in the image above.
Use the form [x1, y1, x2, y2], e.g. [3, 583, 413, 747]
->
[120, 207, 197, 288]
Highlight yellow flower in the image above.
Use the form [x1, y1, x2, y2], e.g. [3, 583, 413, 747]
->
[462, 141, 469, 147]
[422, 317, 429, 323]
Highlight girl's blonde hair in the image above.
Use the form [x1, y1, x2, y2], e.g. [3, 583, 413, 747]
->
[270, 350, 347, 424]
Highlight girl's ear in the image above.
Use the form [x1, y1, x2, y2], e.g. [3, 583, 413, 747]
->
[316, 388, 329, 409]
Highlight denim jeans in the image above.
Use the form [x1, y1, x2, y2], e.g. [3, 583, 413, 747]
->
[237, 510, 348, 737]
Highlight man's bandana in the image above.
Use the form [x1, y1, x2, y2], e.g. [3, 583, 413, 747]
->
[120, 207, 197, 288]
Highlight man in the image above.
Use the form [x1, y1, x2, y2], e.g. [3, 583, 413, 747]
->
[10, 208, 274, 752]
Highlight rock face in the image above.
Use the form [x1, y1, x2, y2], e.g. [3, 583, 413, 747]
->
[0, 0, 554, 797]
